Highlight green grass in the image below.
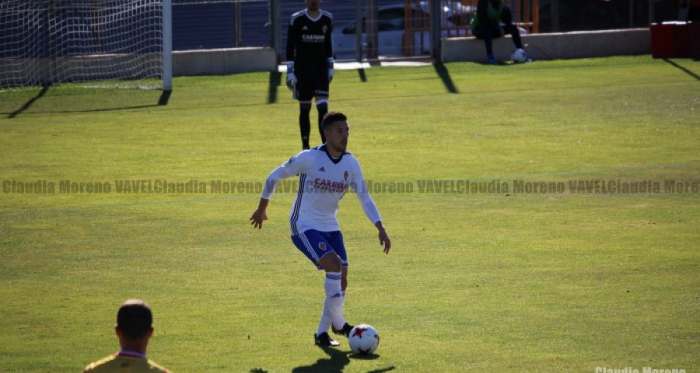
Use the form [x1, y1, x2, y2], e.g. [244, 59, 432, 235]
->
[1, 56, 699, 372]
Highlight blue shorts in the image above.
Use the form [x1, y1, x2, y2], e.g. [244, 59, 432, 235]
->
[292, 230, 348, 270]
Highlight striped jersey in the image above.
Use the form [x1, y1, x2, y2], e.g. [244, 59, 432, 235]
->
[262, 145, 381, 235]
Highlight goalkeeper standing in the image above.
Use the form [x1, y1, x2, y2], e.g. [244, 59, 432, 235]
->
[285, 0, 334, 150]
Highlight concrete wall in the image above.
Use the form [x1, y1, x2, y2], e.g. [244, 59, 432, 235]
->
[442, 29, 651, 63]
[173, 47, 278, 76]
[0, 48, 277, 86]
[172, 29, 653, 76]
[0, 30, 653, 84]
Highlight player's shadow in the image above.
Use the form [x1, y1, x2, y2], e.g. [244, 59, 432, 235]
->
[432, 62, 459, 94]
[288, 346, 394, 373]
[291, 346, 350, 373]
[250, 347, 396, 373]
[350, 353, 395, 373]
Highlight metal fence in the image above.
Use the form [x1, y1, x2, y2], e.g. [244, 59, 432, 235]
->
[171, 0, 681, 58]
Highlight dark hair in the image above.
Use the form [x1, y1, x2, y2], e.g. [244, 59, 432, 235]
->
[116, 299, 153, 340]
[321, 112, 347, 129]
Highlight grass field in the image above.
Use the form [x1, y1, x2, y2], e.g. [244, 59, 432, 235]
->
[1, 56, 698, 373]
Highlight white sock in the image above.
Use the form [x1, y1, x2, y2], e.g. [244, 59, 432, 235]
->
[332, 291, 347, 329]
[317, 272, 342, 336]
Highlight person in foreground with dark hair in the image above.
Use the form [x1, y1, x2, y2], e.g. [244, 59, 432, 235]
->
[83, 299, 170, 373]
[250, 112, 391, 347]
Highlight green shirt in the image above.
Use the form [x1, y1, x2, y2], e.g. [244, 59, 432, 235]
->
[470, 0, 504, 29]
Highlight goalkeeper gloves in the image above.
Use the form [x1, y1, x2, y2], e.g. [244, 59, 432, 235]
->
[328, 57, 334, 82]
[286, 61, 297, 91]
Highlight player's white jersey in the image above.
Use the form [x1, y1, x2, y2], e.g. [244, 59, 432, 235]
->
[261, 145, 381, 235]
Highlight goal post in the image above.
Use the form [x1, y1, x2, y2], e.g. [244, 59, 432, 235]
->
[0, 0, 172, 91]
[163, 0, 172, 91]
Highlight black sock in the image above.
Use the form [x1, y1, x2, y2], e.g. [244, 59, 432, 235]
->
[300, 102, 311, 149]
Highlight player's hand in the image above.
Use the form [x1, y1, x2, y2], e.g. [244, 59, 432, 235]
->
[249, 209, 268, 229]
[378, 228, 391, 254]
[286, 61, 296, 90]
[286, 72, 297, 91]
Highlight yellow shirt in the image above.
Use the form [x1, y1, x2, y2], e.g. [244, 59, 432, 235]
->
[83, 351, 170, 373]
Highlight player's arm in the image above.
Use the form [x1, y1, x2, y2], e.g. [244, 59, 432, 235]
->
[351, 164, 391, 253]
[325, 13, 334, 59]
[325, 15, 334, 81]
[250, 152, 309, 229]
[285, 19, 296, 62]
[285, 20, 297, 90]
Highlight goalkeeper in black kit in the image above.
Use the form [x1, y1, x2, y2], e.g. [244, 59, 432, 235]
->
[285, 0, 334, 150]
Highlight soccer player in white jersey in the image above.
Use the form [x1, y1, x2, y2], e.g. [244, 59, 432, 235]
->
[250, 112, 391, 347]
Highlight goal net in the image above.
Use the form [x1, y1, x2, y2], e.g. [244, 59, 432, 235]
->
[0, 0, 172, 90]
